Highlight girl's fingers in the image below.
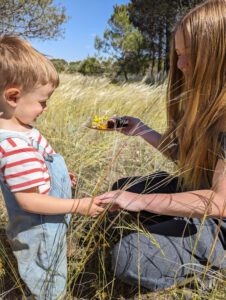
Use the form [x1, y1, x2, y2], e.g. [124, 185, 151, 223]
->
[94, 198, 104, 204]
[108, 203, 120, 212]
[92, 206, 105, 217]
[97, 191, 118, 200]
[98, 206, 105, 212]
[100, 198, 114, 204]
[96, 194, 108, 200]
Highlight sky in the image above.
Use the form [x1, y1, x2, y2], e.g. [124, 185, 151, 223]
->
[30, 0, 130, 62]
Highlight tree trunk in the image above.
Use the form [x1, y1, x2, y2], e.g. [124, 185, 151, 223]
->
[157, 27, 163, 74]
[165, 20, 170, 72]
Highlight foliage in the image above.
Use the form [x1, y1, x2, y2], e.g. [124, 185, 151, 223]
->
[67, 61, 81, 74]
[51, 59, 68, 73]
[0, 0, 68, 39]
[95, 5, 147, 81]
[128, 0, 205, 73]
[77, 57, 104, 76]
[94, 1, 205, 82]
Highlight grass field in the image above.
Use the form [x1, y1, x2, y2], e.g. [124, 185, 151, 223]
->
[0, 74, 226, 299]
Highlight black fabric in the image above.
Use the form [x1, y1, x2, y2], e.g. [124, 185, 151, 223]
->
[110, 171, 226, 291]
[112, 171, 181, 224]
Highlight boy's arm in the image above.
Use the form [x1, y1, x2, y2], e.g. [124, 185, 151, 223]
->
[14, 188, 104, 216]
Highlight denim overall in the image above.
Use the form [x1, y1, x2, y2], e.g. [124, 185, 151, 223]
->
[0, 132, 71, 299]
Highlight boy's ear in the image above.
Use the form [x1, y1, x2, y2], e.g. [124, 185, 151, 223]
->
[4, 87, 21, 108]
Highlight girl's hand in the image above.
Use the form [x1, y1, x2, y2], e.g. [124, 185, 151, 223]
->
[75, 197, 105, 217]
[69, 172, 76, 187]
[109, 116, 146, 136]
[97, 190, 144, 212]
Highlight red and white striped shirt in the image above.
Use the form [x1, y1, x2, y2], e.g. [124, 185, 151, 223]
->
[0, 128, 55, 194]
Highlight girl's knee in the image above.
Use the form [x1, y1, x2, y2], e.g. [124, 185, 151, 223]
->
[111, 233, 140, 281]
[111, 233, 147, 283]
[111, 233, 187, 291]
[111, 239, 128, 278]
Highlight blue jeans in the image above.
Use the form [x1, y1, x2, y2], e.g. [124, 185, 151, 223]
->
[0, 132, 71, 299]
[111, 173, 226, 291]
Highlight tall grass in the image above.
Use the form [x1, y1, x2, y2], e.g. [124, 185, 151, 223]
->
[0, 74, 226, 299]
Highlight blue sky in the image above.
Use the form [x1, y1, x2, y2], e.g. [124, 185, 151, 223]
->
[30, 0, 130, 62]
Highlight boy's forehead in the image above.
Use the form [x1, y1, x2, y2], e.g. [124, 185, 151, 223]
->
[26, 84, 55, 98]
[34, 84, 54, 94]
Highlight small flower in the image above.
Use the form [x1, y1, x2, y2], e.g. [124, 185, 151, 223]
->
[91, 115, 109, 130]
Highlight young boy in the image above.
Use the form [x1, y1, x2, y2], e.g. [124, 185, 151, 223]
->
[0, 35, 104, 299]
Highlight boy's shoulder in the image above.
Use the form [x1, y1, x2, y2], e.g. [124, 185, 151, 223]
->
[0, 129, 36, 160]
[0, 128, 54, 157]
[0, 129, 31, 149]
[0, 128, 52, 193]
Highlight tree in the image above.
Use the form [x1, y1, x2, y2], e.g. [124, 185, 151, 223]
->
[51, 59, 68, 73]
[77, 57, 104, 76]
[95, 5, 147, 81]
[0, 0, 68, 40]
[67, 61, 81, 74]
[128, 0, 205, 75]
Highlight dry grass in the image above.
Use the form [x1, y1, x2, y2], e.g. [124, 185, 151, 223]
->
[0, 74, 226, 299]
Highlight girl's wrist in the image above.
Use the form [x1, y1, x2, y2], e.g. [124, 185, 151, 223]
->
[138, 194, 155, 212]
[135, 123, 151, 136]
[130, 193, 149, 211]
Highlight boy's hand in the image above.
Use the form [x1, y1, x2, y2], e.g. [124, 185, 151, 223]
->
[75, 197, 105, 217]
[69, 172, 76, 187]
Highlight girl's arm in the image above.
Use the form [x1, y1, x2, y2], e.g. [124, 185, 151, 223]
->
[98, 159, 226, 219]
[99, 189, 224, 218]
[111, 116, 178, 161]
[134, 124, 162, 149]
[14, 189, 104, 217]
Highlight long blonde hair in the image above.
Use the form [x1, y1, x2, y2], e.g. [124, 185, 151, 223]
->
[161, 0, 226, 190]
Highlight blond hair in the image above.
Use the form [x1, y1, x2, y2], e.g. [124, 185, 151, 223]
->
[160, 0, 226, 190]
[0, 35, 59, 93]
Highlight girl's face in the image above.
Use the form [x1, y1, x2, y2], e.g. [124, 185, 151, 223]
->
[175, 29, 191, 77]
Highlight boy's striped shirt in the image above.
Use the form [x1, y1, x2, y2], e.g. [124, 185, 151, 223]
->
[0, 128, 54, 194]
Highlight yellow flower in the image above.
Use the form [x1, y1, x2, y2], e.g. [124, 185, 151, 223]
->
[91, 115, 109, 129]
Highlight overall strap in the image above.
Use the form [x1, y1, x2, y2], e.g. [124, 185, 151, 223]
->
[0, 132, 31, 144]
[0, 131, 53, 161]
[0, 133, 30, 183]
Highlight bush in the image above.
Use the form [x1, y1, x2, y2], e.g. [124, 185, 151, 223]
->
[51, 59, 68, 73]
[77, 57, 104, 76]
